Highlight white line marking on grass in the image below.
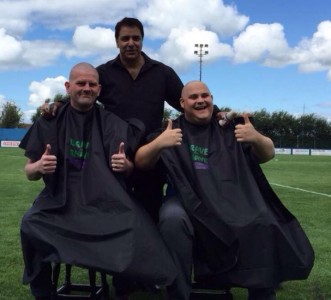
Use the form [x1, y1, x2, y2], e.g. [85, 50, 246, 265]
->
[270, 183, 331, 198]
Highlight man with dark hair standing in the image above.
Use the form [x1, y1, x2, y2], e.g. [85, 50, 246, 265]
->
[96, 17, 184, 225]
[96, 17, 185, 299]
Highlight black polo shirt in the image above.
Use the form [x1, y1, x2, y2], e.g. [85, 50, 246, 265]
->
[97, 52, 183, 134]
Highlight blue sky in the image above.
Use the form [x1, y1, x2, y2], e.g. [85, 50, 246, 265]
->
[0, 0, 330, 123]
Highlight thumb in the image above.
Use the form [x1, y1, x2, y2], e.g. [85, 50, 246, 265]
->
[242, 112, 251, 124]
[118, 142, 125, 154]
[44, 144, 51, 155]
[166, 119, 173, 130]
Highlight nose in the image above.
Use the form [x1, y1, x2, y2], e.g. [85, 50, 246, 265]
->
[82, 83, 93, 92]
[196, 96, 204, 102]
[127, 38, 135, 46]
[85, 82, 95, 88]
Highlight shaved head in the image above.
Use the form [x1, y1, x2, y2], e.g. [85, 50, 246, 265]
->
[181, 80, 211, 98]
[180, 80, 213, 125]
[69, 62, 99, 82]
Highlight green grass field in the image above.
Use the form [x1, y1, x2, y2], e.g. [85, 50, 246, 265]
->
[0, 148, 330, 300]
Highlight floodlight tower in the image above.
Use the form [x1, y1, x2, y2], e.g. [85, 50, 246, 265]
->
[194, 44, 209, 81]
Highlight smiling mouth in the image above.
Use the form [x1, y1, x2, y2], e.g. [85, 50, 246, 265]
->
[194, 105, 207, 110]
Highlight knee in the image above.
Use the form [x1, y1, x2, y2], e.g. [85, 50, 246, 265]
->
[159, 198, 193, 238]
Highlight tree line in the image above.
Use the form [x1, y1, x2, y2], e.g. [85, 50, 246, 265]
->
[1, 99, 331, 149]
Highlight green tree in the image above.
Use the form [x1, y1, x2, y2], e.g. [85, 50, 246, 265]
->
[162, 107, 182, 127]
[0, 101, 23, 128]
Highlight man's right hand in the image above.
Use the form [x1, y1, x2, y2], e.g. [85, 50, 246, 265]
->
[40, 101, 63, 119]
[157, 119, 183, 148]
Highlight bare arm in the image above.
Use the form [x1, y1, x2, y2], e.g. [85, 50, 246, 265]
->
[135, 119, 182, 170]
[25, 144, 57, 180]
[234, 113, 275, 163]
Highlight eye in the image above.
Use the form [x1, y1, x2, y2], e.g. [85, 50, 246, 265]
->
[189, 94, 198, 100]
[120, 36, 130, 42]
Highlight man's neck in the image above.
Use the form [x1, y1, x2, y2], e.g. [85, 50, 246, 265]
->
[70, 103, 94, 113]
[120, 55, 145, 79]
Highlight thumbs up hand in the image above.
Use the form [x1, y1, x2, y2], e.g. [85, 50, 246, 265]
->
[156, 119, 183, 149]
[110, 142, 133, 175]
[39, 144, 57, 174]
[234, 112, 258, 143]
[235, 113, 275, 163]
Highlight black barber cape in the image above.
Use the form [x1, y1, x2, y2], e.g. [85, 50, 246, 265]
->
[159, 115, 314, 288]
[19, 103, 176, 286]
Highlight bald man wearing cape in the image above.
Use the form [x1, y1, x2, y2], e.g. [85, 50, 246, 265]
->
[135, 81, 314, 300]
[19, 63, 176, 300]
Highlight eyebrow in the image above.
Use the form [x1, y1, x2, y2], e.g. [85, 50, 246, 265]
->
[188, 92, 210, 99]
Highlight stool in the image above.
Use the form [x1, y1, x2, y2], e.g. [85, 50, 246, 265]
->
[52, 263, 109, 299]
[190, 281, 233, 300]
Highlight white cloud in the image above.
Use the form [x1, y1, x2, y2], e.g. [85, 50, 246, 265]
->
[158, 27, 232, 70]
[0, 29, 68, 70]
[0, 0, 139, 33]
[137, 0, 248, 39]
[0, 1, 31, 36]
[0, 28, 23, 63]
[23, 109, 37, 124]
[28, 76, 67, 107]
[293, 21, 331, 76]
[232, 23, 291, 66]
[71, 25, 116, 54]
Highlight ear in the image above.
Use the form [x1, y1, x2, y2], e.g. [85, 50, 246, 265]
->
[64, 81, 70, 94]
[180, 98, 185, 109]
[97, 84, 102, 97]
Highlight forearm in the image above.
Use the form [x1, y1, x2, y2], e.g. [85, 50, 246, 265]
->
[122, 159, 134, 177]
[25, 159, 43, 181]
[251, 134, 275, 163]
[135, 138, 164, 170]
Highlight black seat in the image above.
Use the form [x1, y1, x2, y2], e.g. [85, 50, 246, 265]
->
[190, 280, 233, 300]
[52, 263, 109, 300]
[190, 259, 233, 300]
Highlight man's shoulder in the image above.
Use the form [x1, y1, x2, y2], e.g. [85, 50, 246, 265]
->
[142, 52, 171, 69]
[96, 55, 120, 71]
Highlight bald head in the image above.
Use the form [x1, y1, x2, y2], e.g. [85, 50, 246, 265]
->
[181, 80, 210, 99]
[65, 62, 101, 112]
[180, 80, 213, 125]
[69, 62, 99, 82]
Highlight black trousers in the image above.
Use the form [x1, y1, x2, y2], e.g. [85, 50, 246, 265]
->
[112, 169, 165, 296]
[132, 168, 165, 223]
[158, 196, 276, 300]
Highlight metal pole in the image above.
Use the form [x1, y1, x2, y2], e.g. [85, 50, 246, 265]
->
[194, 44, 208, 81]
